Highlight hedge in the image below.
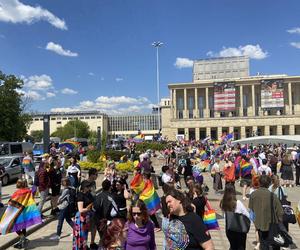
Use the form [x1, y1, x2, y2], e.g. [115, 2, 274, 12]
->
[135, 142, 168, 152]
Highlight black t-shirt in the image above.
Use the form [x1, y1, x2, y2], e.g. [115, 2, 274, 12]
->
[77, 191, 94, 208]
[192, 196, 206, 218]
[171, 212, 211, 250]
[113, 190, 126, 209]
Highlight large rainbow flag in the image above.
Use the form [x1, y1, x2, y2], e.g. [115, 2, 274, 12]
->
[139, 179, 161, 215]
[0, 188, 42, 235]
[130, 173, 145, 194]
[240, 159, 253, 177]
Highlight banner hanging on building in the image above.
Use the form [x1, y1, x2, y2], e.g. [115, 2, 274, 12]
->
[214, 82, 236, 111]
[261, 79, 284, 108]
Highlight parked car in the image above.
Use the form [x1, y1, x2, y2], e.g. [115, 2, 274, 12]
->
[0, 142, 33, 156]
[0, 156, 23, 185]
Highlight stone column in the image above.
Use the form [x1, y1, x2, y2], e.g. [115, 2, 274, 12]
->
[239, 85, 243, 117]
[264, 125, 270, 136]
[195, 128, 200, 141]
[217, 127, 222, 140]
[173, 89, 177, 119]
[170, 89, 174, 119]
[206, 127, 211, 138]
[252, 84, 256, 116]
[229, 126, 234, 134]
[205, 87, 209, 118]
[240, 126, 246, 139]
[184, 88, 188, 119]
[277, 125, 283, 136]
[184, 127, 189, 140]
[289, 124, 295, 135]
[288, 82, 292, 115]
[194, 88, 199, 118]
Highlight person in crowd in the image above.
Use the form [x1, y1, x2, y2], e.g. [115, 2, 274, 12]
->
[161, 165, 174, 185]
[78, 144, 85, 162]
[73, 180, 94, 250]
[59, 152, 66, 177]
[87, 168, 98, 197]
[185, 176, 195, 201]
[165, 188, 214, 250]
[98, 218, 126, 250]
[249, 175, 283, 250]
[67, 156, 81, 188]
[281, 154, 294, 187]
[124, 199, 156, 250]
[223, 157, 236, 186]
[268, 153, 278, 175]
[140, 154, 151, 173]
[182, 158, 193, 187]
[49, 157, 62, 216]
[129, 142, 136, 161]
[0, 162, 5, 207]
[104, 161, 117, 184]
[239, 155, 253, 201]
[22, 152, 35, 185]
[112, 178, 128, 219]
[192, 183, 207, 218]
[220, 184, 250, 250]
[211, 158, 223, 195]
[50, 178, 75, 240]
[258, 159, 272, 176]
[160, 183, 172, 250]
[37, 161, 51, 217]
[50, 143, 57, 157]
[294, 149, 300, 186]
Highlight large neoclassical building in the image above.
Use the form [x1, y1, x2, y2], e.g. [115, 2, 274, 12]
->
[161, 74, 300, 141]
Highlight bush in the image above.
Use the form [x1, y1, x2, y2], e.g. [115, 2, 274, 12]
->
[87, 149, 101, 163]
[116, 161, 134, 172]
[78, 161, 105, 171]
[105, 150, 130, 161]
[135, 142, 168, 152]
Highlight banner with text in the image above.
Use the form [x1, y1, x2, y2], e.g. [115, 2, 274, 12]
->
[214, 82, 236, 111]
[261, 79, 284, 108]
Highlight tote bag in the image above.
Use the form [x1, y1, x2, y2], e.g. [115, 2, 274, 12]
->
[225, 211, 250, 233]
[203, 199, 220, 230]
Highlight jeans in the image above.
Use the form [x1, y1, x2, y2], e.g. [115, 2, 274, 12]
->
[24, 171, 35, 184]
[38, 189, 49, 212]
[57, 207, 74, 236]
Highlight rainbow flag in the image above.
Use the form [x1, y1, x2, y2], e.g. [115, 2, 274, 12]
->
[130, 173, 145, 194]
[240, 160, 253, 177]
[200, 150, 208, 160]
[0, 188, 42, 235]
[139, 179, 161, 215]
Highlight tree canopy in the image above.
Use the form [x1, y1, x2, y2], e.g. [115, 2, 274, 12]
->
[51, 120, 91, 140]
[0, 71, 31, 141]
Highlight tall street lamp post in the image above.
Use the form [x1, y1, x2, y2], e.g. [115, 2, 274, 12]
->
[152, 41, 163, 135]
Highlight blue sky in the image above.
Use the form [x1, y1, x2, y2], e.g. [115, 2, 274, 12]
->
[1, 0, 300, 114]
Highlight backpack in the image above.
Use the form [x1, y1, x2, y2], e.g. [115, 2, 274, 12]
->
[94, 192, 119, 220]
[68, 187, 78, 217]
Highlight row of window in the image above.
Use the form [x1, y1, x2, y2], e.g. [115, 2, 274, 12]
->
[32, 116, 102, 121]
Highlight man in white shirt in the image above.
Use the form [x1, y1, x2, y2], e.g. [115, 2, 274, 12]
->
[258, 159, 272, 176]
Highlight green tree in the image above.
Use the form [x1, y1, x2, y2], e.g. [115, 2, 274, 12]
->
[30, 130, 44, 142]
[101, 130, 107, 152]
[0, 71, 31, 141]
[51, 120, 91, 140]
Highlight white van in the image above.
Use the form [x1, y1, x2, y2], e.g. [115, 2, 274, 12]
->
[0, 142, 33, 156]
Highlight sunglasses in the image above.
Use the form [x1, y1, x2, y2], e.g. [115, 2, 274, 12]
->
[132, 212, 142, 216]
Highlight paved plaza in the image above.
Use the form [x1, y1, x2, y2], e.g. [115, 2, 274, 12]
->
[1, 156, 300, 249]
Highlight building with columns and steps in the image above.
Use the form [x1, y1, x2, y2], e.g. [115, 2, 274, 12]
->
[161, 56, 300, 141]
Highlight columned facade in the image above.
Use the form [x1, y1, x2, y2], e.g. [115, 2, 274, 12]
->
[162, 75, 300, 140]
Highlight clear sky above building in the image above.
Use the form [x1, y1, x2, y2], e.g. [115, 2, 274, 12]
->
[1, 0, 300, 114]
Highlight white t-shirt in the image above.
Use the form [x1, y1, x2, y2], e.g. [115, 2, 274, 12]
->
[235, 200, 250, 218]
[162, 173, 173, 184]
[258, 165, 272, 176]
[67, 164, 80, 174]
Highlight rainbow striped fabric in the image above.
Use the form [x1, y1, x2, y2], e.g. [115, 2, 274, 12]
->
[200, 150, 208, 160]
[240, 159, 253, 177]
[0, 188, 42, 235]
[130, 173, 145, 194]
[203, 209, 219, 230]
[139, 179, 161, 215]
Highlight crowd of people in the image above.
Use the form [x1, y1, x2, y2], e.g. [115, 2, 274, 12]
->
[0, 140, 300, 250]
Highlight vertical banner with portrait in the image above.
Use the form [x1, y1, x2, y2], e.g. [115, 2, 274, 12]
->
[214, 82, 236, 111]
[261, 79, 284, 108]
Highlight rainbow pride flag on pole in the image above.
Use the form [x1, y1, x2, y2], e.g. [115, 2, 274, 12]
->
[240, 159, 253, 177]
[130, 173, 145, 194]
[0, 188, 42, 235]
[139, 179, 161, 215]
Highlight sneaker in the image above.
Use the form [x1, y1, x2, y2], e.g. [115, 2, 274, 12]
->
[90, 243, 98, 249]
[13, 241, 24, 249]
[49, 234, 60, 240]
[0, 202, 4, 208]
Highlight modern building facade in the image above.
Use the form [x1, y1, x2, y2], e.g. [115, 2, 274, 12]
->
[161, 74, 300, 141]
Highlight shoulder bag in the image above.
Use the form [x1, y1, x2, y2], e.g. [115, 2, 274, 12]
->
[225, 211, 250, 233]
[279, 187, 296, 224]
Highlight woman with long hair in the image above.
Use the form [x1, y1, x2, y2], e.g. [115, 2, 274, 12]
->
[73, 180, 94, 250]
[98, 218, 126, 250]
[192, 183, 206, 218]
[125, 200, 156, 250]
[220, 184, 250, 250]
[281, 154, 294, 187]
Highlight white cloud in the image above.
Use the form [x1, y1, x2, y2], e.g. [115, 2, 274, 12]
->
[51, 95, 154, 115]
[287, 27, 300, 34]
[207, 44, 268, 60]
[100, 77, 104, 81]
[290, 42, 300, 49]
[61, 88, 78, 95]
[174, 57, 194, 69]
[22, 90, 44, 101]
[0, 0, 67, 30]
[23, 74, 53, 90]
[0, 34, 5, 39]
[46, 42, 78, 57]
[115, 78, 123, 82]
[88, 72, 95, 76]
[46, 92, 56, 98]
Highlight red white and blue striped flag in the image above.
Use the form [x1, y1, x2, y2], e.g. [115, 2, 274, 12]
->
[214, 82, 236, 111]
